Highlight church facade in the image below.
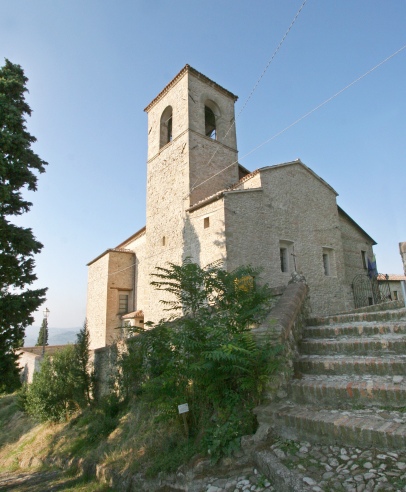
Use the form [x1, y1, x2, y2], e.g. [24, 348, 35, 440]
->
[86, 65, 376, 350]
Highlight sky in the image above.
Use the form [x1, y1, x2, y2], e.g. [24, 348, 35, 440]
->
[1, 1, 405, 329]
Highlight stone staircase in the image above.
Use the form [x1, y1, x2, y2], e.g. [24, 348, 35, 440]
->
[255, 306, 406, 450]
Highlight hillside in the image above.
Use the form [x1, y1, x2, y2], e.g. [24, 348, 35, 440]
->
[23, 326, 80, 347]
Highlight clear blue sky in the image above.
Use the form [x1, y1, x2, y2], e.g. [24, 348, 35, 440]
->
[1, 1, 405, 329]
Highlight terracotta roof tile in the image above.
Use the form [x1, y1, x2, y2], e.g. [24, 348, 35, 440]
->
[121, 310, 144, 319]
[377, 274, 406, 281]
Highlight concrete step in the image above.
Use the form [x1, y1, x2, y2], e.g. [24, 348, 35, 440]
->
[308, 308, 406, 327]
[289, 375, 406, 408]
[303, 321, 406, 339]
[254, 402, 406, 450]
[295, 354, 406, 376]
[300, 335, 406, 356]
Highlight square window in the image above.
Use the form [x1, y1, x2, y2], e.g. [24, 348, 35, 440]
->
[204, 217, 210, 229]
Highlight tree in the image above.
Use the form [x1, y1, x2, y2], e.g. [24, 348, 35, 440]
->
[24, 325, 93, 422]
[120, 261, 281, 462]
[0, 59, 47, 393]
[74, 320, 93, 404]
[35, 318, 48, 347]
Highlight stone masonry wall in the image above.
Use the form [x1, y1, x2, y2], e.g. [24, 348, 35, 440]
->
[87, 254, 110, 349]
[144, 69, 239, 323]
[338, 212, 375, 310]
[105, 251, 135, 346]
[187, 72, 239, 205]
[225, 164, 348, 316]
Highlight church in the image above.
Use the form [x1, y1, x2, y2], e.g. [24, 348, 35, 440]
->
[86, 65, 376, 350]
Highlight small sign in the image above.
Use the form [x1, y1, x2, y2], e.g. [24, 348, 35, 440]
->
[178, 403, 189, 414]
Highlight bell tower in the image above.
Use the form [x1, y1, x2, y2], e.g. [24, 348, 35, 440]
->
[143, 65, 239, 321]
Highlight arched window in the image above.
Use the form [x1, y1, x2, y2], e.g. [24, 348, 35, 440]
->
[160, 106, 173, 148]
[205, 105, 216, 139]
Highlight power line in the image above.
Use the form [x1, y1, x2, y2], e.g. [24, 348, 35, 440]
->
[188, 0, 308, 195]
[189, 43, 406, 196]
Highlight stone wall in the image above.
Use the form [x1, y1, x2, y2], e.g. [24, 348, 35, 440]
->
[225, 163, 348, 316]
[338, 210, 375, 310]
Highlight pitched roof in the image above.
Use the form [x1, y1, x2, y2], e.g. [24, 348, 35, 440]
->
[377, 274, 406, 282]
[121, 310, 144, 319]
[87, 248, 134, 267]
[337, 206, 377, 245]
[144, 64, 238, 113]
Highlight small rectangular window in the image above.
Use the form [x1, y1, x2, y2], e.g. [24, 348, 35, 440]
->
[323, 253, 330, 276]
[119, 294, 129, 314]
[204, 217, 210, 229]
[361, 250, 367, 269]
[280, 248, 288, 273]
[393, 291, 398, 300]
[162, 236, 166, 246]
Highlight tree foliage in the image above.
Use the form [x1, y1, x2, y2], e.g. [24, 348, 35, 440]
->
[120, 260, 281, 462]
[35, 318, 48, 347]
[0, 59, 47, 392]
[24, 323, 93, 422]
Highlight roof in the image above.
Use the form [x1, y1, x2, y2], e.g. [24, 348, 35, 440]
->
[87, 226, 146, 266]
[87, 248, 134, 267]
[144, 64, 238, 113]
[337, 206, 377, 245]
[377, 274, 406, 282]
[115, 226, 146, 249]
[258, 159, 338, 196]
[121, 310, 144, 319]
[187, 159, 336, 212]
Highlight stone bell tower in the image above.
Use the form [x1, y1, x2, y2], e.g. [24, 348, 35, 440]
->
[143, 65, 239, 321]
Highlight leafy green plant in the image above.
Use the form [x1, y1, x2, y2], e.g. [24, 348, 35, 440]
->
[118, 260, 282, 463]
[23, 323, 93, 422]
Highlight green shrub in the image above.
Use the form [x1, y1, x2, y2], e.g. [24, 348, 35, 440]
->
[118, 261, 282, 463]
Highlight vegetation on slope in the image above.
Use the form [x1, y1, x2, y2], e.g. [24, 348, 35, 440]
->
[1, 262, 281, 483]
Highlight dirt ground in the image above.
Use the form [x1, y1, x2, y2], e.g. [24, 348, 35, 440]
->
[0, 470, 112, 491]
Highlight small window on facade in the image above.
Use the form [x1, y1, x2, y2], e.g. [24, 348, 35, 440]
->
[322, 247, 335, 276]
[162, 236, 166, 246]
[279, 240, 294, 273]
[280, 248, 288, 273]
[323, 253, 330, 276]
[119, 294, 129, 314]
[205, 106, 216, 139]
[204, 217, 210, 229]
[361, 250, 367, 269]
[160, 106, 173, 148]
[393, 291, 398, 300]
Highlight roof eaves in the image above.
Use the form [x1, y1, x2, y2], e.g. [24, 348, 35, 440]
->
[115, 226, 146, 249]
[87, 248, 135, 267]
[337, 206, 377, 245]
[144, 65, 238, 113]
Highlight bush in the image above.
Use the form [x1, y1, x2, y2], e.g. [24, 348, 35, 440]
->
[119, 261, 282, 462]
[23, 323, 93, 422]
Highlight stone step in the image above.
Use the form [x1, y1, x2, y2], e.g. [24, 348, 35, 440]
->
[254, 402, 406, 450]
[308, 308, 406, 327]
[289, 375, 406, 408]
[300, 335, 406, 356]
[295, 354, 406, 376]
[303, 321, 406, 339]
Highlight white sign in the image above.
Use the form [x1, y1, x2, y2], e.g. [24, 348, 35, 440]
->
[178, 403, 189, 414]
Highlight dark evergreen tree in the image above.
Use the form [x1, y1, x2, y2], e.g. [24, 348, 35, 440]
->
[0, 59, 47, 393]
[35, 318, 48, 347]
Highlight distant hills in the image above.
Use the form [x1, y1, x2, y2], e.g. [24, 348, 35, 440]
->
[24, 325, 80, 347]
